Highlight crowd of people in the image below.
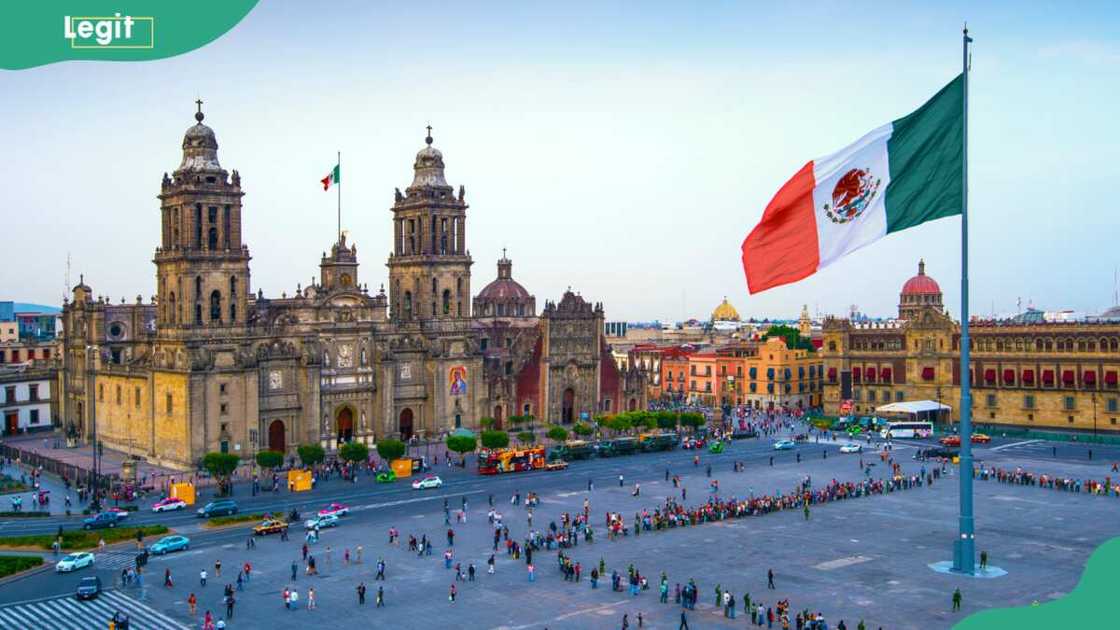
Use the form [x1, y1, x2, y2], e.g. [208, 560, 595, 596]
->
[973, 465, 1120, 496]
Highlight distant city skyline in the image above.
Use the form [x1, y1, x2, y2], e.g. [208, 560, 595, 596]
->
[3, 1, 1119, 321]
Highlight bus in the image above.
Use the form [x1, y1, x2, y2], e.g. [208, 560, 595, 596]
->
[880, 421, 933, 439]
[477, 447, 546, 475]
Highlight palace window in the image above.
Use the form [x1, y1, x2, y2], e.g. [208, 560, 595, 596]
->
[442, 289, 451, 315]
[1107, 398, 1118, 413]
[1064, 396, 1076, 411]
[166, 392, 173, 414]
[135, 387, 141, 408]
[986, 394, 996, 408]
[1024, 395, 1035, 409]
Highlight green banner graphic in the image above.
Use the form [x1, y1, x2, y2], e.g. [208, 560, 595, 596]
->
[1, 1, 259, 70]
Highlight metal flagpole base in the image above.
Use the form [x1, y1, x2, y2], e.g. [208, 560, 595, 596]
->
[952, 537, 976, 575]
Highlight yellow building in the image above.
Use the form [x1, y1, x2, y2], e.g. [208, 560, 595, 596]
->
[822, 261, 1120, 432]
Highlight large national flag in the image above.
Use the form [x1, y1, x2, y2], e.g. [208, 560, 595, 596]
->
[321, 164, 340, 191]
[741, 74, 964, 294]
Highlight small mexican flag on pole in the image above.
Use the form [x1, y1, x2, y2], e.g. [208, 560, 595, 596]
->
[321, 163, 340, 191]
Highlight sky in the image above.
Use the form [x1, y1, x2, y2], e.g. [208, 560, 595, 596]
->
[2, 1, 1119, 322]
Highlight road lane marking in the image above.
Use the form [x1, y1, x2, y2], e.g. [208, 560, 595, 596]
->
[990, 439, 1043, 451]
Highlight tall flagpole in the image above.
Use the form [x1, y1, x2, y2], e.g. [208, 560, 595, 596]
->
[337, 150, 342, 245]
[953, 24, 976, 575]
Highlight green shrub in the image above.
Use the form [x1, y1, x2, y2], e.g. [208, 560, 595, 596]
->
[0, 526, 169, 551]
[0, 556, 43, 578]
[205, 513, 266, 528]
[375, 439, 406, 462]
[481, 430, 510, 449]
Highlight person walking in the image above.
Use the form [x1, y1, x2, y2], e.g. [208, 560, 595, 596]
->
[376, 558, 386, 580]
[224, 593, 235, 619]
[357, 582, 366, 605]
[488, 553, 495, 574]
[200, 569, 207, 587]
[767, 569, 775, 589]
[291, 561, 298, 581]
[308, 587, 316, 610]
[188, 593, 197, 616]
[376, 585, 385, 607]
[619, 474, 624, 487]
[449, 583, 457, 603]
[214, 560, 222, 578]
[679, 611, 690, 630]
[952, 587, 962, 611]
[979, 550, 988, 570]
[164, 568, 173, 588]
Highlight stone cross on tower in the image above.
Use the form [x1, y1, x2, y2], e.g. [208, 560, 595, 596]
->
[425, 124, 433, 145]
[194, 98, 204, 122]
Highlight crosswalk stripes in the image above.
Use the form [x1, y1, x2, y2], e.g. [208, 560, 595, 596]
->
[0, 590, 189, 630]
[94, 550, 140, 572]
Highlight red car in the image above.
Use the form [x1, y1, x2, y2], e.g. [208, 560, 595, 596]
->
[940, 434, 991, 447]
[682, 437, 706, 450]
[107, 506, 131, 519]
[318, 502, 350, 518]
[151, 497, 187, 513]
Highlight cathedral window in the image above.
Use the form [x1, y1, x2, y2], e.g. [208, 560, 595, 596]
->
[442, 289, 451, 315]
[194, 204, 202, 247]
[498, 304, 505, 317]
[223, 205, 231, 248]
[229, 277, 237, 322]
[166, 392, 173, 414]
[208, 227, 218, 250]
[440, 218, 448, 254]
[403, 291, 412, 320]
[195, 304, 203, 325]
[481, 338, 488, 351]
[458, 301, 462, 317]
[432, 302, 436, 317]
[210, 290, 222, 322]
[195, 276, 203, 301]
[168, 292, 176, 324]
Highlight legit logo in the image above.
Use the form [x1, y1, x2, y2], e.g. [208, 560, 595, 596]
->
[64, 14, 154, 48]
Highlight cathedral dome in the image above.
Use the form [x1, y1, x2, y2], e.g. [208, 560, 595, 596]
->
[179, 104, 221, 172]
[477, 278, 530, 301]
[711, 297, 740, 322]
[410, 128, 449, 189]
[901, 259, 941, 295]
[474, 252, 535, 318]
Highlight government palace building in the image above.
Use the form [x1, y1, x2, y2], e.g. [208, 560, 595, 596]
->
[58, 108, 645, 470]
[822, 261, 1120, 433]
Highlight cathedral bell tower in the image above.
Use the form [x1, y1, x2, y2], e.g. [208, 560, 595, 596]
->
[154, 101, 251, 333]
[387, 127, 472, 322]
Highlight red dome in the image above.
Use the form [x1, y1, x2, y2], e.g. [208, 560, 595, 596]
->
[477, 278, 530, 300]
[901, 260, 941, 295]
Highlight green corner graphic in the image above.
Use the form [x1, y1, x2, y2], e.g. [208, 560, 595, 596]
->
[1, 1, 259, 70]
[954, 536, 1120, 630]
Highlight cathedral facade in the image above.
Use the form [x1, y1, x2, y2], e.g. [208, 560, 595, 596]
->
[58, 109, 645, 470]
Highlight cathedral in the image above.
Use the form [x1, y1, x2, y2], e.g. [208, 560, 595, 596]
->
[58, 107, 646, 470]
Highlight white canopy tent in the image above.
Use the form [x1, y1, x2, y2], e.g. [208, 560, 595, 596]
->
[875, 400, 951, 422]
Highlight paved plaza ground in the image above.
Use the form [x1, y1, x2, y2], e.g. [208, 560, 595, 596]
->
[1, 431, 1117, 629]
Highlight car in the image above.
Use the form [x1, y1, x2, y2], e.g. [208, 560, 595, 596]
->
[545, 459, 569, 471]
[682, 437, 706, 450]
[317, 502, 350, 517]
[915, 446, 958, 460]
[196, 499, 238, 518]
[151, 497, 187, 512]
[939, 435, 962, 447]
[839, 443, 863, 454]
[773, 440, 796, 451]
[708, 441, 725, 454]
[82, 512, 121, 530]
[148, 535, 190, 555]
[75, 576, 102, 600]
[411, 475, 443, 490]
[730, 429, 758, 440]
[972, 433, 992, 444]
[792, 433, 809, 442]
[252, 519, 289, 536]
[376, 470, 397, 483]
[56, 552, 95, 573]
[304, 514, 340, 530]
[107, 507, 131, 519]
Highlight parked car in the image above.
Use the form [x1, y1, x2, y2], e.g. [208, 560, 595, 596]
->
[772, 440, 796, 451]
[411, 475, 443, 490]
[151, 497, 188, 512]
[56, 552, 95, 573]
[839, 443, 863, 454]
[82, 512, 121, 530]
[730, 429, 758, 440]
[939, 435, 961, 447]
[252, 519, 289, 536]
[545, 459, 569, 471]
[75, 576, 102, 600]
[317, 502, 350, 517]
[196, 500, 238, 518]
[148, 535, 190, 555]
[304, 514, 340, 530]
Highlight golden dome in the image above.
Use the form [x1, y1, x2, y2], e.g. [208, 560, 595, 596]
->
[711, 297, 740, 322]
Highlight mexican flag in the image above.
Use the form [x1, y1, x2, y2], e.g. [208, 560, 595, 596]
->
[320, 164, 340, 191]
[741, 74, 964, 294]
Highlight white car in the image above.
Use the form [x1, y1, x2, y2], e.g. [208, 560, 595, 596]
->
[303, 514, 340, 530]
[411, 475, 443, 490]
[839, 443, 863, 454]
[56, 552, 95, 573]
[151, 497, 187, 512]
[773, 440, 796, 451]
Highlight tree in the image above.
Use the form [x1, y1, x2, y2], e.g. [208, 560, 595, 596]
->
[517, 431, 536, 445]
[679, 412, 706, 432]
[376, 439, 406, 463]
[636, 412, 657, 431]
[339, 442, 369, 467]
[572, 422, 593, 437]
[446, 435, 477, 464]
[479, 417, 496, 430]
[202, 452, 240, 496]
[255, 450, 283, 470]
[481, 430, 510, 450]
[297, 444, 326, 468]
[655, 411, 679, 430]
[762, 324, 815, 352]
[547, 425, 569, 444]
